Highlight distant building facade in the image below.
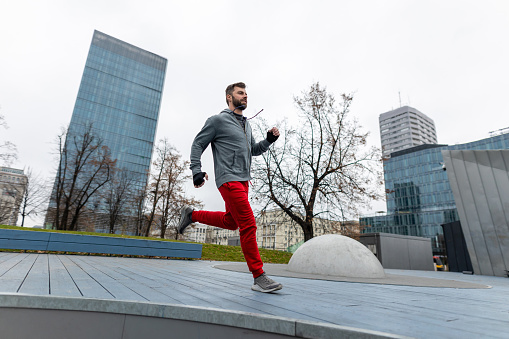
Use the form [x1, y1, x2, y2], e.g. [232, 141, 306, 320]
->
[380, 106, 437, 158]
[204, 210, 361, 251]
[184, 223, 208, 243]
[361, 133, 509, 256]
[46, 30, 167, 232]
[0, 167, 27, 226]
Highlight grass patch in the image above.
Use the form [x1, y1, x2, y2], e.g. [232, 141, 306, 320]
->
[0, 225, 293, 264]
[200, 243, 292, 264]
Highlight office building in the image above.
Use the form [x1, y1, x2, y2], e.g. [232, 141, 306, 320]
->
[183, 223, 208, 243]
[442, 150, 509, 277]
[46, 30, 167, 232]
[380, 106, 438, 158]
[71, 30, 166, 186]
[361, 132, 509, 256]
[0, 167, 27, 226]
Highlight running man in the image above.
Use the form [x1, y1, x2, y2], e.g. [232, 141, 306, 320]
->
[177, 82, 283, 293]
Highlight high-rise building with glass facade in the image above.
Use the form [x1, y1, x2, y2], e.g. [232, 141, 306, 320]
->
[361, 133, 509, 255]
[46, 30, 167, 232]
[72, 30, 166, 185]
[380, 106, 438, 158]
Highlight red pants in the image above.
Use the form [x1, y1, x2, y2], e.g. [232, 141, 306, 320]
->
[192, 181, 264, 278]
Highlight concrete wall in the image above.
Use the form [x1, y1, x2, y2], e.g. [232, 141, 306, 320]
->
[442, 150, 509, 277]
[359, 233, 434, 270]
[0, 295, 407, 339]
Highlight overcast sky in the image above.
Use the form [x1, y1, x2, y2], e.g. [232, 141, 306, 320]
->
[2, 0, 509, 226]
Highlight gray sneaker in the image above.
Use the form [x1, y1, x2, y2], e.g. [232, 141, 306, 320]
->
[177, 205, 194, 234]
[251, 273, 283, 293]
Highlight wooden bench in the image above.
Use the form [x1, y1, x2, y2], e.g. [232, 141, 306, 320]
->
[0, 229, 202, 259]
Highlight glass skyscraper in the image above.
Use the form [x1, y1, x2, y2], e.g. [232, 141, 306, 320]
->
[72, 30, 166, 186]
[46, 30, 167, 231]
[361, 133, 509, 255]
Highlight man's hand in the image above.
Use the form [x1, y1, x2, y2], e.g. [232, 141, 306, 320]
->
[266, 127, 280, 143]
[193, 172, 208, 188]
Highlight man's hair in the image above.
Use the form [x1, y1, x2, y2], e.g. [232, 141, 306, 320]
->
[225, 82, 246, 105]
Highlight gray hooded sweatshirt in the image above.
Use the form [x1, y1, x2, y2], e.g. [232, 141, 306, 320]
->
[190, 109, 271, 188]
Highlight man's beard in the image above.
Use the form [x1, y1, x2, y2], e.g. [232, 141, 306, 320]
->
[232, 97, 247, 110]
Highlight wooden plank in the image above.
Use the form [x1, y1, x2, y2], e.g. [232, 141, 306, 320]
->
[99, 274, 182, 304]
[0, 253, 30, 277]
[75, 256, 182, 304]
[373, 285, 509, 322]
[88, 257, 266, 311]
[68, 256, 147, 301]
[91, 257, 321, 320]
[177, 265, 503, 338]
[48, 255, 82, 297]
[234, 276, 507, 338]
[88, 257, 224, 308]
[0, 253, 8, 262]
[158, 267, 341, 322]
[57, 255, 114, 299]
[0, 253, 38, 292]
[18, 254, 49, 295]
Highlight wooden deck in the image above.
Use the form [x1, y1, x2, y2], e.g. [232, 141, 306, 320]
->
[0, 252, 508, 338]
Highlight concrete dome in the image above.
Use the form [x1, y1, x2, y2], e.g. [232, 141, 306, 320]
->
[287, 234, 385, 278]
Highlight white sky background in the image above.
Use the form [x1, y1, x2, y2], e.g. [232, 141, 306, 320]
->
[1, 0, 509, 226]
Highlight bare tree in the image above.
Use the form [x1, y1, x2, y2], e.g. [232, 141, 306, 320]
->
[143, 139, 171, 237]
[18, 168, 49, 227]
[145, 139, 202, 238]
[104, 169, 135, 234]
[48, 124, 116, 231]
[251, 83, 382, 242]
[157, 152, 202, 239]
[0, 111, 17, 165]
[133, 184, 149, 236]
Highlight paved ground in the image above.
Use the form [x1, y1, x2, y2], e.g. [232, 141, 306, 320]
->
[215, 262, 490, 288]
[0, 251, 508, 338]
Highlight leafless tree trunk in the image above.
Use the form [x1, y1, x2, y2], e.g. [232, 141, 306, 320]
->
[18, 168, 49, 227]
[104, 169, 135, 234]
[145, 139, 202, 239]
[144, 139, 170, 237]
[133, 185, 149, 236]
[158, 162, 202, 240]
[252, 83, 383, 242]
[48, 124, 116, 231]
